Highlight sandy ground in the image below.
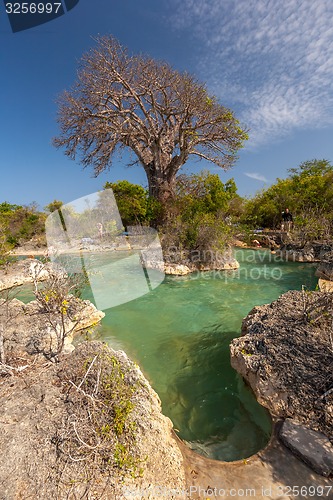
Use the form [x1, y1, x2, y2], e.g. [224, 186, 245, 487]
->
[10, 247, 48, 256]
[175, 422, 332, 499]
[9, 246, 128, 256]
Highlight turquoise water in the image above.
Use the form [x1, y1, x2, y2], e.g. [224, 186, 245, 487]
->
[16, 249, 318, 461]
[84, 248, 317, 461]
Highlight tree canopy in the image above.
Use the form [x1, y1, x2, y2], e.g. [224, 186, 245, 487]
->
[242, 159, 333, 232]
[175, 170, 238, 218]
[45, 200, 64, 213]
[104, 180, 149, 227]
[54, 36, 248, 208]
[0, 202, 22, 213]
[0, 202, 46, 249]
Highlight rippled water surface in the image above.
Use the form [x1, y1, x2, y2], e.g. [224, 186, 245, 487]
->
[16, 249, 318, 460]
[84, 248, 317, 461]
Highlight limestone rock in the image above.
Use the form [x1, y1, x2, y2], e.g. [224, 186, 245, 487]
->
[318, 278, 333, 292]
[71, 299, 105, 332]
[277, 242, 333, 263]
[230, 291, 333, 446]
[255, 234, 280, 249]
[0, 297, 104, 360]
[0, 258, 50, 292]
[279, 419, 333, 477]
[276, 244, 316, 262]
[0, 341, 186, 499]
[233, 239, 247, 247]
[164, 263, 191, 275]
[163, 257, 240, 275]
[316, 250, 333, 281]
[193, 257, 240, 271]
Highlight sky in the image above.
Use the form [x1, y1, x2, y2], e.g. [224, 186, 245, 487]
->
[1, 0, 333, 209]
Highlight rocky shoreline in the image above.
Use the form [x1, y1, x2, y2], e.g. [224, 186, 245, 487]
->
[230, 290, 333, 477]
[8, 241, 241, 277]
[163, 256, 240, 276]
[1, 290, 331, 498]
[276, 242, 333, 262]
[1, 254, 332, 497]
[0, 267, 187, 498]
[0, 258, 52, 291]
[0, 340, 186, 498]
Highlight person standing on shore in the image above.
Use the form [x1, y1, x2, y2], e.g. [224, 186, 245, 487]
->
[281, 208, 293, 231]
[97, 222, 104, 239]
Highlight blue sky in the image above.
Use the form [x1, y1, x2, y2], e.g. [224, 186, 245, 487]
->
[1, 0, 333, 209]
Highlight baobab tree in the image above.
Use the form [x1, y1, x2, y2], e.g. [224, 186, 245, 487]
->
[54, 36, 248, 210]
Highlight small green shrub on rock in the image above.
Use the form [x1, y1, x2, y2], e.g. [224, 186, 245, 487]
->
[59, 343, 145, 478]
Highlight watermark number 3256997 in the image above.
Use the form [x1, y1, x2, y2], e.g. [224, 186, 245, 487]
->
[5, 3, 62, 14]
[3, 0, 80, 32]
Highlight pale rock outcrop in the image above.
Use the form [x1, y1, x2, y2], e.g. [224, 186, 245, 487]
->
[230, 290, 333, 476]
[316, 250, 333, 281]
[318, 278, 333, 292]
[164, 263, 191, 275]
[0, 340, 187, 499]
[164, 257, 240, 275]
[277, 242, 333, 263]
[0, 258, 50, 292]
[0, 297, 104, 359]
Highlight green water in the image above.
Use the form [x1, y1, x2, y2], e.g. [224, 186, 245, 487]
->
[84, 248, 317, 461]
[16, 249, 318, 461]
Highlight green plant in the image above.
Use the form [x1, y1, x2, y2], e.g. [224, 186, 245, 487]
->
[113, 400, 135, 436]
[241, 158, 333, 236]
[29, 260, 89, 361]
[0, 229, 13, 267]
[61, 346, 144, 478]
[6, 235, 18, 247]
[160, 171, 238, 265]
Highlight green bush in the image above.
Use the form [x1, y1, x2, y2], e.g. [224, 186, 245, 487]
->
[241, 159, 333, 238]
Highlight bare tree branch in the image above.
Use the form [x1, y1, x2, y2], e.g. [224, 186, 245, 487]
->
[54, 36, 248, 206]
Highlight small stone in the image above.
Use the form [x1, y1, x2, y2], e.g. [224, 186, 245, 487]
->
[279, 419, 333, 477]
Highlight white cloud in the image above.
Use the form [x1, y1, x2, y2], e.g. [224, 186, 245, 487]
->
[169, 0, 333, 147]
[244, 172, 268, 182]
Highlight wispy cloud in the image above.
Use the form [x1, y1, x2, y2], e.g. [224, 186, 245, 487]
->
[169, 0, 333, 147]
[244, 172, 268, 182]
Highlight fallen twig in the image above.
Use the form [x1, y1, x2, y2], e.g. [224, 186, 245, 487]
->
[0, 361, 29, 372]
[71, 420, 99, 450]
[77, 355, 98, 391]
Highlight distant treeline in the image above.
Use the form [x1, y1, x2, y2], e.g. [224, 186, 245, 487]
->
[1, 158, 333, 256]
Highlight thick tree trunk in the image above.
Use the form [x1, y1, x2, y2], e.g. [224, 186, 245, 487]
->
[148, 177, 175, 204]
[147, 161, 178, 199]
[144, 162, 177, 226]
